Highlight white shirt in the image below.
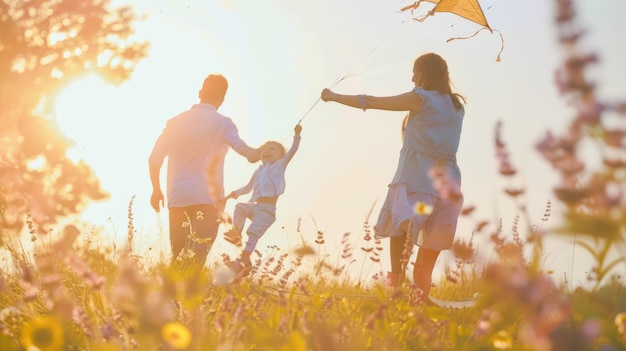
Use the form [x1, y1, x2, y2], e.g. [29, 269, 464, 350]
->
[149, 103, 257, 208]
[232, 135, 301, 201]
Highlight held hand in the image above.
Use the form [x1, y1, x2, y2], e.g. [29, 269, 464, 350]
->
[216, 194, 231, 212]
[247, 147, 262, 163]
[294, 123, 302, 136]
[150, 190, 164, 213]
[226, 191, 238, 200]
[321, 88, 333, 102]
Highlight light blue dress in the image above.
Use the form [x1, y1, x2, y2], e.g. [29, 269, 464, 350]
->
[374, 88, 464, 250]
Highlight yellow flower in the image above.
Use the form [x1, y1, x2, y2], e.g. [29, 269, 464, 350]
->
[491, 330, 512, 350]
[615, 312, 626, 334]
[20, 315, 64, 351]
[413, 202, 433, 215]
[161, 321, 192, 350]
[95, 344, 122, 351]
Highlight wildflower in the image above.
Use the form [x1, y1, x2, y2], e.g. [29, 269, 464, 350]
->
[542, 200, 551, 221]
[341, 242, 353, 259]
[293, 245, 315, 256]
[553, 185, 590, 204]
[575, 101, 603, 125]
[314, 230, 325, 245]
[161, 321, 192, 350]
[428, 166, 462, 201]
[474, 220, 489, 232]
[603, 158, 626, 169]
[101, 322, 117, 341]
[581, 319, 601, 340]
[475, 309, 499, 338]
[20, 315, 64, 351]
[498, 161, 517, 176]
[554, 69, 570, 93]
[603, 128, 626, 147]
[0, 307, 21, 322]
[615, 312, 626, 334]
[553, 156, 585, 175]
[364, 303, 388, 330]
[491, 330, 513, 349]
[23, 287, 39, 303]
[518, 322, 553, 351]
[451, 239, 474, 263]
[413, 201, 433, 215]
[461, 205, 475, 215]
[474, 319, 491, 338]
[503, 187, 524, 197]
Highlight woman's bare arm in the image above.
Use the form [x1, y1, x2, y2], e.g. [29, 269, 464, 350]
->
[321, 89, 422, 112]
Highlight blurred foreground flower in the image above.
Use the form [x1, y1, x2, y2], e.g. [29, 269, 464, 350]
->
[428, 166, 462, 201]
[161, 321, 192, 350]
[213, 266, 236, 286]
[20, 315, 64, 351]
[616, 312, 626, 334]
[293, 244, 316, 256]
[491, 330, 513, 349]
[413, 201, 433, 215]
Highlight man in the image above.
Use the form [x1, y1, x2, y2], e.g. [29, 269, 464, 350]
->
[149, 74, 260, 266]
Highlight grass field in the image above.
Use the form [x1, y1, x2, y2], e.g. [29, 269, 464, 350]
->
[0, 209, 625, 351]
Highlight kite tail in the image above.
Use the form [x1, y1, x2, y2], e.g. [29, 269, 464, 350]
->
[399, 0, 435, 24]
[417, 10, 436, 23]
[446, 27, 505, 62]
[399, 0, 427, 13]
[493, 29, 504, 62]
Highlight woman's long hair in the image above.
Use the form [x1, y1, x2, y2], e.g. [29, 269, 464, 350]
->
[414, 53, 465, 109]
[402, 53, 465, 139]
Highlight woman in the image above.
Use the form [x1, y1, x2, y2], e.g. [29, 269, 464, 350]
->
[321, 53, 465, 299]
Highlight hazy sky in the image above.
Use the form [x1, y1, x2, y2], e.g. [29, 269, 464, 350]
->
[54, 0, 626, 288]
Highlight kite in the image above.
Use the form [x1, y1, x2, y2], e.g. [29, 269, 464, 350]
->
[400, 0, 504, 61]
[401, 0, 490, 29]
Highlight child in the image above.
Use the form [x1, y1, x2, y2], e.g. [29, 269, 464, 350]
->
[223, 123, 302, 274]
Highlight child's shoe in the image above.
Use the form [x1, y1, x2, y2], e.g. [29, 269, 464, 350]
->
[228, 255, 252, 277]
[224, 227, 242, 246]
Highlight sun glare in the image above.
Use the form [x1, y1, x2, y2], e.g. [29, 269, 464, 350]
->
[55, 74, 112, 145]
[52, 72, 144, 172]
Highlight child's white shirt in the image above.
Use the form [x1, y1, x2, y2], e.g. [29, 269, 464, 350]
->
[232, 135, 301, 201]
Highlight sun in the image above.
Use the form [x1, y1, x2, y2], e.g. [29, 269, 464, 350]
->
[52, 73, 150, 167]
[52, 72, 149, 196]
[54, 74, 116, 149]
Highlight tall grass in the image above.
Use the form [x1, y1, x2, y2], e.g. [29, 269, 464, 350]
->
[1, 202, 624, 350]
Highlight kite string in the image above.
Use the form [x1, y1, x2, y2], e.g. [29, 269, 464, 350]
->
[297, 97, 321, 125]
[296, 9, 415, 125]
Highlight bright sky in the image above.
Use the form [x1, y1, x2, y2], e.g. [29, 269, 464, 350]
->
[54, 0, 626, 288]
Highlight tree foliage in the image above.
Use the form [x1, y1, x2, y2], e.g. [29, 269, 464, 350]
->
[0, 0, 148, 235]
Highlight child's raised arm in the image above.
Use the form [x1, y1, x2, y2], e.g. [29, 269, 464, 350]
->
[283, 124, 302, 165]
